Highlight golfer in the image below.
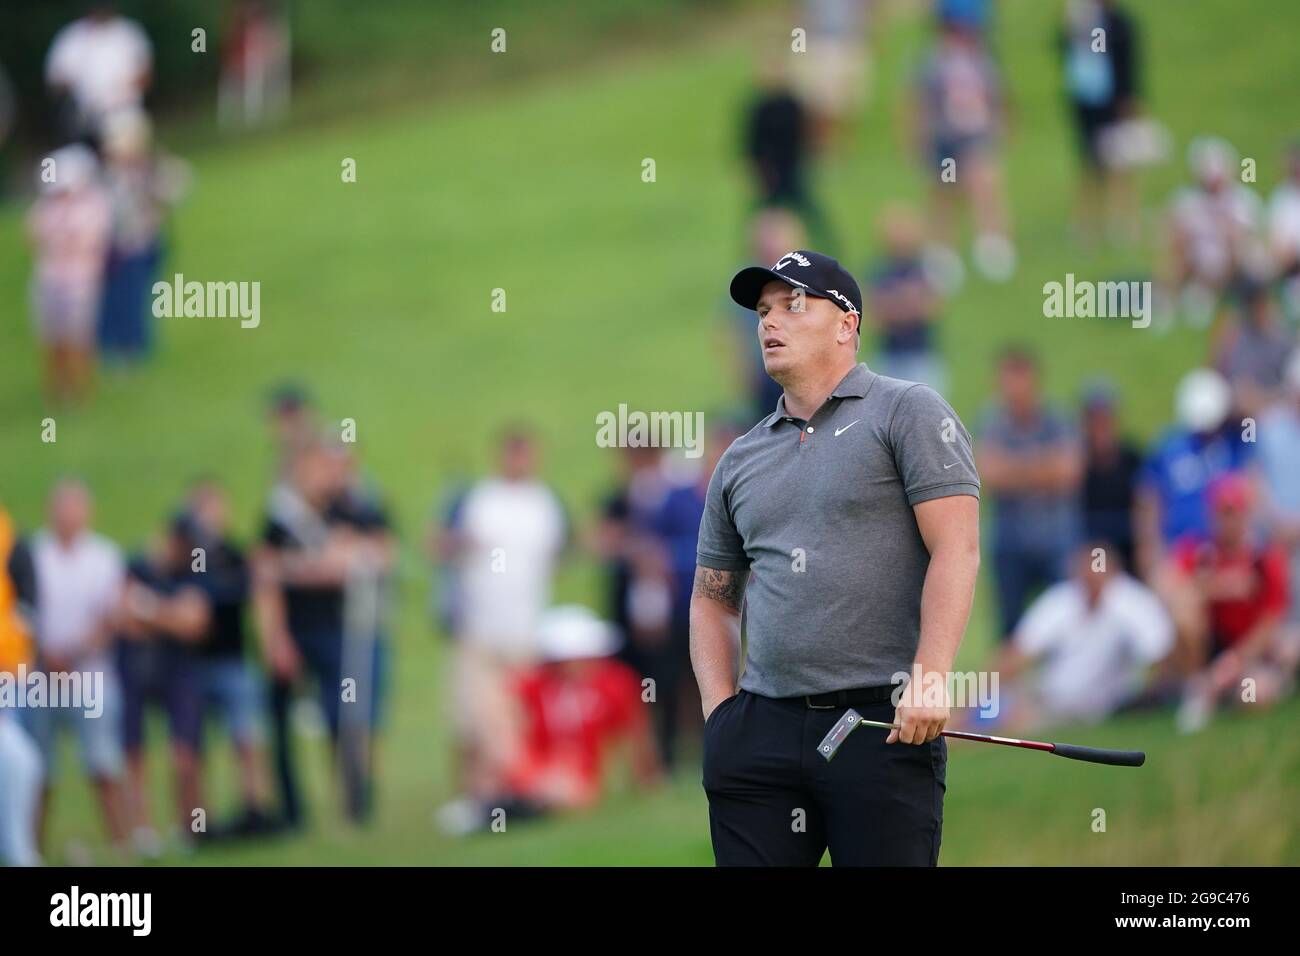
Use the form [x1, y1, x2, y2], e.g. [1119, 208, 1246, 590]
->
[692, 249, 981, 866]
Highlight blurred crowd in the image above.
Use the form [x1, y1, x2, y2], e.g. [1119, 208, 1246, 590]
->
[14, 3, 289, 404]
[731, 0, 1300, 740]
[5, 0, 1300, 866]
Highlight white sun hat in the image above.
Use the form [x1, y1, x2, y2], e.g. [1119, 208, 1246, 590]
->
[1175, 368, 1232, 433]
[538, 605, 621, 662]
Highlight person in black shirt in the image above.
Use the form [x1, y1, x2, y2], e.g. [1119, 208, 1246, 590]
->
[254, 438, 393, 826]
[115, 515, 211, 854]
[1080, 381, 1143, 573]
[185, 478, 276, 836]
[1059, 0, 1142, 242]
[744, 63, 831, 246]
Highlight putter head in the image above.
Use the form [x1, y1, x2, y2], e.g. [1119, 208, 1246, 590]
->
[816, 707, 864, 762]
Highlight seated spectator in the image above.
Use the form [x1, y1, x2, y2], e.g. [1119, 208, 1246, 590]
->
[866, 204, 946, 391]
[977, 347, 1083, 640]
[990, 541, 1173, 730]
[1163, 137, 1264, 325]
[1166, 474, 1298, 732]
[1256, 352, 1300, 649]
[115, 516, 212, 855]
[436, 606, 660, 835]
[1135, 368, 1252, 582]
[1080, 380, 1142, 571]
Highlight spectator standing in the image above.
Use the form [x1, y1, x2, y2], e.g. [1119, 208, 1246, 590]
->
[114, 517, 211, 856]
[1, 505, 42, 866]
[44, 5, 152, 148]
[1164, 137, 1264, 326]
[865, 203, 947, 390]
[791, 0, 873, 153]
[1268, 141, 1300, 322]
[1213, 277, 1295, 417]
[913, 4, 1016, 282]
[977, 348, 1083, 639]
[1059, 0, 1142, 243]
[1080, 380, 1142, 571]
[23, 480, 129, 855]
[438, 428, 567, 804]
[254, 438, 392, 826]
[218, 0, 291, 129]
[27, 144, 112, 404]
[97, 108, 188, 364]
[186, 479, 275, 835]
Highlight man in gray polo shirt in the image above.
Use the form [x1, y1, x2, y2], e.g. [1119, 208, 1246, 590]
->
[692, 249, 981, 866]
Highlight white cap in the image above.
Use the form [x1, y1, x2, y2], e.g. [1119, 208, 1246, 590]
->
[538, 605, 621, 662]
[41, 144, 99, 194]
[1175, 368, 1232, 433]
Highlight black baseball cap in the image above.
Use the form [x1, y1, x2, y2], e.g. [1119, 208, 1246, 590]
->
[730, 249, 863, 318]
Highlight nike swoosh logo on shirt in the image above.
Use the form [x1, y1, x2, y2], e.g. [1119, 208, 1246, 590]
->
[944, 461, 959, 469]
[834, 421, 861, 437]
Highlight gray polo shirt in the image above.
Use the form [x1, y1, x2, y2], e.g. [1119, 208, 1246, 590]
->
[696, 363, 980, 698]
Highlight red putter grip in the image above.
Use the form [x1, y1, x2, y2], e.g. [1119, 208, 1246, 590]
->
[1051, 742, 1146, 767]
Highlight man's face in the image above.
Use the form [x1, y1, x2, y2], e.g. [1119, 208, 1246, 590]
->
[501, 437, 537, 481]
[999, 361, 1039, 417]
[1213, 502, 1250, 547]
[50, 485, 91, 539]
[755, 280, 855, 383]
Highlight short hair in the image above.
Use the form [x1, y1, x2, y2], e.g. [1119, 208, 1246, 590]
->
[997, 345, 1039, 372]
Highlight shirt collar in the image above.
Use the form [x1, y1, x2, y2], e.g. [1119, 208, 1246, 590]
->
[761, 363, 875, 427]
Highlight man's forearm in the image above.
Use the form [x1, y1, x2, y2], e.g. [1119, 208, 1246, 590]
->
[914, 543, 980, 675]
[690, 599, 742, 711]
[689, 565, 749, 715]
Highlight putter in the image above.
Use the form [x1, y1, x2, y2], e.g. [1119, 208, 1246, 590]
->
[816, 709, 1146, 767]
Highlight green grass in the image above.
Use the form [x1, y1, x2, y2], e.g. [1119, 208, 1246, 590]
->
[3, 0, 1299, 865]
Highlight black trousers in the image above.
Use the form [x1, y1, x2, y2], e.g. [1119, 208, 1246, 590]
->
[703, 691, 946, 866]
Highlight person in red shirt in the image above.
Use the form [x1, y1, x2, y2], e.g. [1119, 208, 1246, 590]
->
[434, 606, 660, 835]
[1167, 472, 1296, 731]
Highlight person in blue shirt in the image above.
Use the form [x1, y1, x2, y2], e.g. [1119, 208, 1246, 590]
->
[1135, 368, 1253, 582]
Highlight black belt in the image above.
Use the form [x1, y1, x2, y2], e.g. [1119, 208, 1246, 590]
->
[799, 685, 896, 710]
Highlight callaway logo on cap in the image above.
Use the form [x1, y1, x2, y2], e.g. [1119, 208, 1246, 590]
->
[730, 249, 863, 318]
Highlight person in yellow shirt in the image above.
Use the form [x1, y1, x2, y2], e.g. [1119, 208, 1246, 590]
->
[0, 505, 44, 865]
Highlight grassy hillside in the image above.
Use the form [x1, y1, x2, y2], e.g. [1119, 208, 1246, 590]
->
[2, 0, 1298, 865]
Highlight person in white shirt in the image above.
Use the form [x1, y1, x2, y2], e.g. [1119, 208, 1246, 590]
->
[45, 6, 152, 143]
[437, 427, 567, 800]
[22, 479, 130, 854]
[994, 541, 1174, 728]
[1164, 138, 1264, 324]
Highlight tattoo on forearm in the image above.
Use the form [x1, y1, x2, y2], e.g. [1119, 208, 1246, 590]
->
[693, 566, 749, 611]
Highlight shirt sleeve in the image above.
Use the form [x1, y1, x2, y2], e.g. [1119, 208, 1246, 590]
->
[888, 384, 981, 506]
[1122, 582, 1176, 662]
[695, 452, 748, 571]
[1013, 584, 1069, 656]
[45, 27, 75, 85]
